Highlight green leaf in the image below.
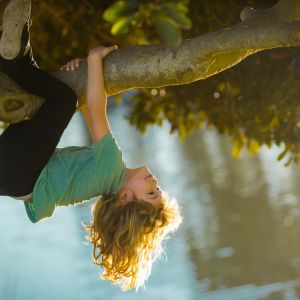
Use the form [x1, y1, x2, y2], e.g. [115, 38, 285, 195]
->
[178, 123, 186, 140]
[153, 14, 182, 46]
[103, 0, 139, 23]
[266, 141, 272, 148]
[174, 2, 189, 13]
[248, 139, 261, 155]
[111, 14, 138, 35]
[277, 147, 288, 161]
[262, 115, 280, 132]
[160, 2, 192, 30]
[232, 140, 243, 158]
[284, 157, 293, 167]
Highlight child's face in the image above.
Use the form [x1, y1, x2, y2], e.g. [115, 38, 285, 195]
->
[126, 166, 163, 207]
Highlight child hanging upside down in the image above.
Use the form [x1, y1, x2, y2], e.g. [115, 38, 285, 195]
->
[0, 0, 182, 291]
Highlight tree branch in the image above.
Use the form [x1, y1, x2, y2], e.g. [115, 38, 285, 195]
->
[1, 0, 300, 123]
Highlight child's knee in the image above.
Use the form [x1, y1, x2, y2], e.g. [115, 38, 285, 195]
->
[55, 81, 77, 103]
[57, 84, 78, 109]
[65, 86, 77, 104]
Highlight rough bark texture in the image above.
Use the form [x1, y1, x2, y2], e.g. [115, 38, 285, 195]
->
[0, 0, 300, 123]
[0, 71, 43, 122]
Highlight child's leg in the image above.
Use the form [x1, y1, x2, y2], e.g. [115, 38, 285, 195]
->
[0, 55, 77, 197]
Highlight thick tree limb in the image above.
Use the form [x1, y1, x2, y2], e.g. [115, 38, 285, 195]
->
[1, 0, 300, 123]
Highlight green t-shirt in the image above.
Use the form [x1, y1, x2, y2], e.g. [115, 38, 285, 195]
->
[24, 131, 127, 223]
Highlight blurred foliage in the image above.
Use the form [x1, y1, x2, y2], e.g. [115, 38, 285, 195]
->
[6, 0, 300, 164]
[103, 0, 191, 45]
[29, 0, 192, 70]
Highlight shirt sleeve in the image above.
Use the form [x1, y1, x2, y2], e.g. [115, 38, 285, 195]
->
[91, 131, 114, 154]
[90, 131, 127, 195]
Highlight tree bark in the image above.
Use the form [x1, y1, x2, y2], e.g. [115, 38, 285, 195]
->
[1, 0, 300, 123]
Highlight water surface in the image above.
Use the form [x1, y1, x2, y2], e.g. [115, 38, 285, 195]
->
[1, 100, 300, 300]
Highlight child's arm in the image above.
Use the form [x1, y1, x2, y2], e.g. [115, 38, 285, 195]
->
[79, 105, 95, 142]
[60, 58, 96, 142]
[86, 45, 118, 143]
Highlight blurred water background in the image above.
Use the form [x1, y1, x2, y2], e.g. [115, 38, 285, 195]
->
[1, 93, 300, 300]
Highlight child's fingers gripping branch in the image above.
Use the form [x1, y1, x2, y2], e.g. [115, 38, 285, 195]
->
[60, 45, 118, 71]
[60, 58, 83, 71]
[88, 45, 118, 60]
[100, 45, 119, 58]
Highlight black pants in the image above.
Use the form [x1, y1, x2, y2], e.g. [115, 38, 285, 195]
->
[0, 48, 77, 197]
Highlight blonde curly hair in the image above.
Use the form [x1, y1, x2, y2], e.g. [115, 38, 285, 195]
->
[84, 190, 182, 291]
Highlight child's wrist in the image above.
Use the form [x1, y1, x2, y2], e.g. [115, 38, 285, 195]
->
[88, 50, 103, 62]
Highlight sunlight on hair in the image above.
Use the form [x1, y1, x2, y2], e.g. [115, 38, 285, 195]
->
[83, 190, 183, 291]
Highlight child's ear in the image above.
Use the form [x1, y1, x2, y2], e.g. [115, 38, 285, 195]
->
[117, 187, 134, 205]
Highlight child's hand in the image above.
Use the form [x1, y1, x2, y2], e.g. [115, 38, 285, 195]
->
[60, 58, 83, 71]
[88, 45, 118, 60]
